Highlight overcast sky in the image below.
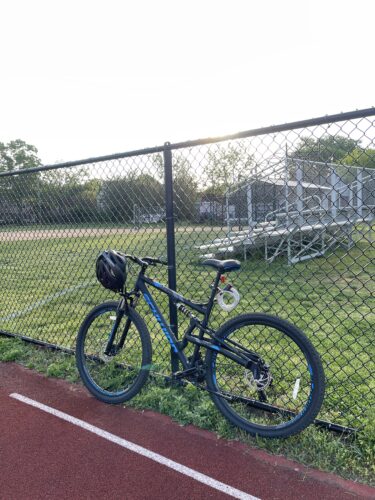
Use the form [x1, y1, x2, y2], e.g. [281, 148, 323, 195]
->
[0, 0, 374, 165]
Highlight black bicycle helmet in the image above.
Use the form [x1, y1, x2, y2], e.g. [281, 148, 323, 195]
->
[96, 249, 127, 292]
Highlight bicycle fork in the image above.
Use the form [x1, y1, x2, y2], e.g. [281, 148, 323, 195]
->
[104, 299, 132, 356]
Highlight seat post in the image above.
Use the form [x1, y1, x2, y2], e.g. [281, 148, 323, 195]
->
[203, 269, 222, 326]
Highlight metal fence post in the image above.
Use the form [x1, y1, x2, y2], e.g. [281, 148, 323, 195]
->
[163, 142, 179, 373]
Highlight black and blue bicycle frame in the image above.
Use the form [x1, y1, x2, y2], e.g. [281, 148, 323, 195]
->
[121, 271, 261, 373]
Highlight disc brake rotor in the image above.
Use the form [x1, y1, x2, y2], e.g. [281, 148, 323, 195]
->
[244, 368, 272, 391]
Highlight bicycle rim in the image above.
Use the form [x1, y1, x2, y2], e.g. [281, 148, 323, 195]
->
[77, 303, 151, 402]
[206, 315, 324, 437]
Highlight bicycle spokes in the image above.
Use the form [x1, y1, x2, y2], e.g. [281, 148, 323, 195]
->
[210, 322, 316, 428]
[81, 309, 145, 394]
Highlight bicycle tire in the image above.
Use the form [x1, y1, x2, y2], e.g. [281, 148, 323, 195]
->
[205, 313, 325, 438]
[76, 301, 152, 404]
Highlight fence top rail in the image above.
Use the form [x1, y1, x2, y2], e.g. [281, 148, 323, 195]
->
[169, 107, 375, 151]
[0, 144, 166, 178]
[1, 107, 374, 178]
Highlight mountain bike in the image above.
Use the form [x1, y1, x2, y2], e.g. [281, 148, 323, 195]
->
[76, 254, 325, 438]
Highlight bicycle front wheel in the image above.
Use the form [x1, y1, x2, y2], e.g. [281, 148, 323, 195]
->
[205, 314, 325, 438]
[76, 301, 152, 404]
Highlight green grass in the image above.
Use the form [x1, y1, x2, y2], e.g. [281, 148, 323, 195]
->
[0, 336, 374, 486]
[0, 223, 374, 430]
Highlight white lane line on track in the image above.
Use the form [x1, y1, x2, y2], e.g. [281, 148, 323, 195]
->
[10, 393, 260, 500]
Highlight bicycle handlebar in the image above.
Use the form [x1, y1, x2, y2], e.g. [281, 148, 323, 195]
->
[143, 256, 168, 266]
[125, 254, 168, 267]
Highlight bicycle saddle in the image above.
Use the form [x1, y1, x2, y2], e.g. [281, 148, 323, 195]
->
[201, 258, 241, 273]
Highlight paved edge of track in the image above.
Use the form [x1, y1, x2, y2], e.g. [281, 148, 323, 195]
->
[1, 363, 374, 499]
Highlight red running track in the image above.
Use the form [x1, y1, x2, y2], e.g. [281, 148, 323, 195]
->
[0, 363, 373, 499]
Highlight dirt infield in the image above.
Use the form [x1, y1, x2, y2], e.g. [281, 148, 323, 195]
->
[0, 227, 155, 241]
[0, 225, 215, 241]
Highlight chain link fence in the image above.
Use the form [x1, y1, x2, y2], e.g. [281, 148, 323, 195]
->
[0, 109, 374, 431]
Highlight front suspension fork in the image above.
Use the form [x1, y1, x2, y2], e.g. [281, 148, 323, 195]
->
[104, 298, 132, 355]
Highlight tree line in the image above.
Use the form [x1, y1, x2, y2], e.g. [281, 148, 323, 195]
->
[0, 137, 374, 225]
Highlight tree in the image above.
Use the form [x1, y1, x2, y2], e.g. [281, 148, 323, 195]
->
[289, 135, 375, 186]
[153, 153, 199, 221]
[98, 172, 164, 223]
[204, 143, 255, 195]
[0, 139, 41, 172]
[291, 136, 359, 163]
[288, 135, 361, 184]
[172, 156, 198, 221]
[0, 140, 42, 223]
[342, 147, 375, 169]
[40, 167, 100, 223]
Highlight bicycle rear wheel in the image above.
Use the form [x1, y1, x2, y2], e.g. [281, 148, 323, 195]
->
[205, 314, 325, 438]
[76, 301, 152, 404]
